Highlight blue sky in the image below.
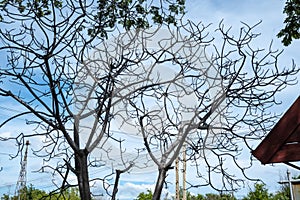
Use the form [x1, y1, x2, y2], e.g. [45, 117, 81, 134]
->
[0, 0, 300, 199]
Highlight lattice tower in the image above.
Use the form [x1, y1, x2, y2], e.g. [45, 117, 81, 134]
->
[15, 140, 30, 200]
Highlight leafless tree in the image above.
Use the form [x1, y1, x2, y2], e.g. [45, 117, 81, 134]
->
[0, 0, 186, 199]
[0, 1, 299, 200]
[76, 20, 299, 199]
[114, 22, 299, 199]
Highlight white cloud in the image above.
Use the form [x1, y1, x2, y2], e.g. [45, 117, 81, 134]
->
[1, 1, 299, 199]
[0, 131, 11, 138]
[117, 182, 173, 200]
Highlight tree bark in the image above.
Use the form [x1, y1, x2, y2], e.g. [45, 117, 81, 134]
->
[111, 169, 121, 200]
[75, 150, 91, 200]
[112, 163, 133, 199]
[152, 167, 168, 200]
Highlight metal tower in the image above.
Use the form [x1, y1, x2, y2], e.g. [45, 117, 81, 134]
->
[175, 143, 187, 200]
[15, 140, 30, 200]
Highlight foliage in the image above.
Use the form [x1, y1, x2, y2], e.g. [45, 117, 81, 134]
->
[204, 193, 236, 200]
[277, 0, 300, 46]
[135, 189, 153, 200]
[272, 179, 290, 200]
[1, 185, 80, 200]
[135, 190, 236, 200]
[242, 184, 271, 200]
[242, 183, 290, 200]
[135, 183, 289, 200]
[0, 194, 9, 200]
[177, 188, 206, 200]
[272, 188, 290, 200]
[0, 0, 185, 38]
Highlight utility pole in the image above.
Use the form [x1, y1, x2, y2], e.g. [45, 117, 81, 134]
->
[175, 157, 180, 200]
[175, 143, 187, 200]
[287, 170, 295, 200]
[15, 140, 30, 200]
[182, 143, 187, 200]
[278, 170, 300, 200]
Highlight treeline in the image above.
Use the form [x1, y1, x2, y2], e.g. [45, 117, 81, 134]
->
[136, 183, 290, 200]
[1, 185, 80, 200]
[0, 183, 290, 200]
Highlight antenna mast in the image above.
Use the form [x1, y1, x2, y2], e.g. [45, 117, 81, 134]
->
[15, 140, 30, 200]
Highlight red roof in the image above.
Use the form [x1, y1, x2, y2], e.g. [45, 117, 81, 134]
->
[252, 96, 300, 164]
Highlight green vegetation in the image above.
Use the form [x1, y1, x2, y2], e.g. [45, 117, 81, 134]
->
[0, 0, 185, 38]
[0, 182, 291, 200]
[278, 0, 300, 46]
[135, 189, 153, 200]
[242, 183, 289, 200]
[242, 184, 271, 200]
[1, 185, 80, 200]
[135, 183, 290, 200]
[135, 188, 236, 200]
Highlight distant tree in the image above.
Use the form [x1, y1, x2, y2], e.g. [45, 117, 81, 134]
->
[272, 188, 290, 200]
[242, 183, 271, 200]
[271, 173, 293, 200]
[205, 193, 236, 200]
[136, 189, 236, 200]
[191, 194, 206, 200]
[135, 189, 153, 200]
[0, 194, 9, 200]
[176, 187, 206, 200]
[26, 185, 48, 200]
[278, 0, 300, 46]
[1, 185, 80, 200]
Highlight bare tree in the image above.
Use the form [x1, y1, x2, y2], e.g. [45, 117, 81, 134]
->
[0, 1, 299, 200]
[113, 22, 299, 199]
[0, 0, 186, 199]
[80, 21, 299, 199]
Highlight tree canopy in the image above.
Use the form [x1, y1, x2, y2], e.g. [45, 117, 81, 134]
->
[278, 0, 300, 46]
[0, 0, 185, 38]
[242, 183, 290, 200]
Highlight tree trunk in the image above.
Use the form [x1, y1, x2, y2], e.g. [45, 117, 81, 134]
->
[75, 150, 91, 200]
[111, 169, 121, 200]
[111, 163, 133, 199]
[152, 167, 168, 200]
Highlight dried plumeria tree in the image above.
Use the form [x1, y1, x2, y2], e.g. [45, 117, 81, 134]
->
[0, 1, 298, 199]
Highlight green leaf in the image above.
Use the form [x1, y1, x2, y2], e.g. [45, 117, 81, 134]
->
[278, 0, 300, 46]
[54, 0, 62, 8]
[18, 4, 25, 12]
